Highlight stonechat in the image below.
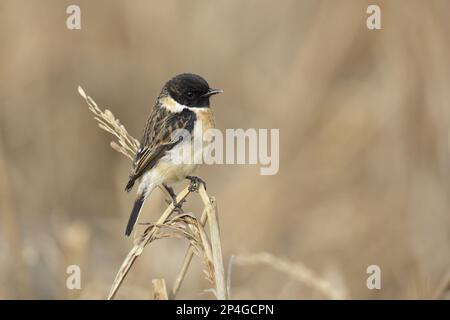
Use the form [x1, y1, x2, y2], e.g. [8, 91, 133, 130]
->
[124, 73, 222, 236]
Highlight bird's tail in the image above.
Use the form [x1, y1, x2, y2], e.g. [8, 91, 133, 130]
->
[125, 177, 136, 192]
[125, 194, 145, 236]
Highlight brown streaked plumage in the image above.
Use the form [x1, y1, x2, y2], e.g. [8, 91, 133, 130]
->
[125, 105, 196, 192]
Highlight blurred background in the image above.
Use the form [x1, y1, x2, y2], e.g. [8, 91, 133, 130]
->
[0, 0, 449, 299]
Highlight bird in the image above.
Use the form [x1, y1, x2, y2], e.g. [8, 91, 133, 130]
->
[124, 73, 222, 236]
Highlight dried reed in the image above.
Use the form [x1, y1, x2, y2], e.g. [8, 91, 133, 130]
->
[152, 279, 169, 300]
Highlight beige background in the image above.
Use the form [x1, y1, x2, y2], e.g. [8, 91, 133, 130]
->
[0, 0, 449, 299]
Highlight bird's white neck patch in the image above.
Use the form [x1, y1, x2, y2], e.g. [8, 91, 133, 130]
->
[160, 96, 204, 113]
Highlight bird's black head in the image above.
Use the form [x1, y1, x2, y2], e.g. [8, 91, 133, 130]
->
[164, 73, 222, 108]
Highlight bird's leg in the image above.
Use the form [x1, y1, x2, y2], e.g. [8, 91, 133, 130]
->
[186, 176, 206, 192]
[163, 183, 184, 213]
[163, 184, 177, 202]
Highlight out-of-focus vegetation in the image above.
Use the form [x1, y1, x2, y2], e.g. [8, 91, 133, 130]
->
[0, 0, 449, 299]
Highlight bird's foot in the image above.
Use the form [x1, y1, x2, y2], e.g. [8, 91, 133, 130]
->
[186, 176, 206, 192]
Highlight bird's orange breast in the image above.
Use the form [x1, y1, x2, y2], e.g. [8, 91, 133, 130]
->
[195, 108, 215, 133]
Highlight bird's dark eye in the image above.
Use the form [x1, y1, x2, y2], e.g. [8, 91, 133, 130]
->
[186, 91, 194, 98]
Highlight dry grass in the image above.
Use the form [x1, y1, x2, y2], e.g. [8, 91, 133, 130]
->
[152, 279, 169, 300]
[78, 86, 139, 160]
[231, 253, 348, 299]
[79, 86, 227, 300]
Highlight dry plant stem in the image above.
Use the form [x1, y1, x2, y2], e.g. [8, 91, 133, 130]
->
[171, 185, 225, 299]
[107, 186, 192, 300]
[233, 252, 346, 299]
[152, 279, 169, 300]
[226, 255, 235, 299]
[203, 194, 227, 300]
[171, 206, 209, 298]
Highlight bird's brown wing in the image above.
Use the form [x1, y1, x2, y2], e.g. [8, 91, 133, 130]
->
[125, 106, 196, 191]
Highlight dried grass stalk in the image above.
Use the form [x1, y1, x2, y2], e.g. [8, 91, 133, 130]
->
[171, 206, 209, 298]
[152, 279, 169, 300]
[200, 189, 227, 300]
[232, 252, 347, 299]
[107, 186, 192, 300]
[78, 86, 139, 160]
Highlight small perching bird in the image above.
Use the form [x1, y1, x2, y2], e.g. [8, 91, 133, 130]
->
[124, 73, 222, 236]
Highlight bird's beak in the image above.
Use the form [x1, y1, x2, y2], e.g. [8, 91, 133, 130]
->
[202, 88, 223, 98]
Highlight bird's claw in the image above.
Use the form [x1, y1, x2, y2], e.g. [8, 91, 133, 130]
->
[186, 176, 206, 192]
